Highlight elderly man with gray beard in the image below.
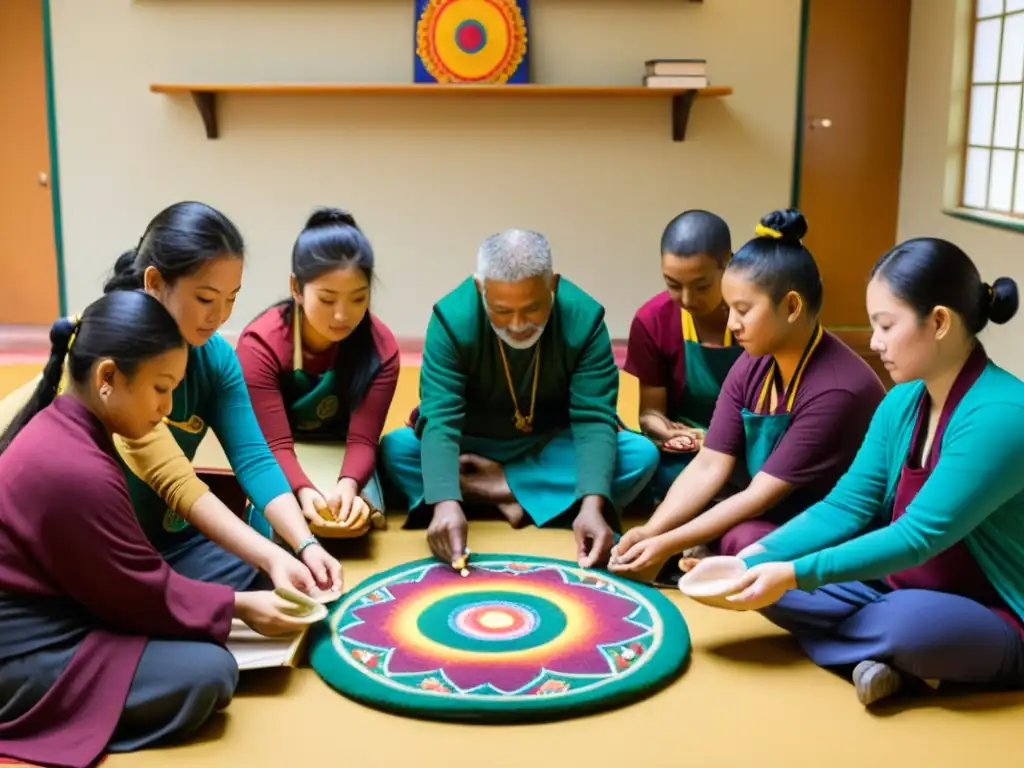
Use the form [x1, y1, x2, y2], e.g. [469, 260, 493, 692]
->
[380, 229, 659, 569]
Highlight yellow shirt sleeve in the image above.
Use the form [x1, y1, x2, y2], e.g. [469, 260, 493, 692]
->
[0, 373, 42, 433]
[0, 369, 209, 517]
[113, 422, 210, 518]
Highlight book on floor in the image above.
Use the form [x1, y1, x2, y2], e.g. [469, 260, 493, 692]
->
[226, 619, 309, 672]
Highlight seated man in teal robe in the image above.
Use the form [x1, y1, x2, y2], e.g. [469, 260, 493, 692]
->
[380, 229, 659, 568]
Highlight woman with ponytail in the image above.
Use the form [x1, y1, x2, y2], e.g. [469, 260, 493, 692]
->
[0, 292, 308, 768]
[701, 239, 1024, 708]
[234, 207, 399, 536]
[95, 201, 342, 597]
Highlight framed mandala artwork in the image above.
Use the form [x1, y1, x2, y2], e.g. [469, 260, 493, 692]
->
[414, 0, 531, 84]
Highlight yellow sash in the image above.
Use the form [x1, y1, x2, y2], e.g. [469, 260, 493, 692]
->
[754, 324, 824, 415]
[681, 308, 733, 346]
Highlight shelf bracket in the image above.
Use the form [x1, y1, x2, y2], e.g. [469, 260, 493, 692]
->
[191, 91, 219, 139]
[671, 90, 698, 142]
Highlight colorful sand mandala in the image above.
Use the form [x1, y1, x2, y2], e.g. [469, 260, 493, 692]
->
[414, 0, 530, 84]
[309, 554, 690, 721]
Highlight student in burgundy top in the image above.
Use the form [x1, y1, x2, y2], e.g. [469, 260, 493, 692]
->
[624, 210, 743, 503]
[0, 291, 306, 768]
[236, 207, 399, 535]
[610, 208, 885, 581]
[716, 240, 1024, 708]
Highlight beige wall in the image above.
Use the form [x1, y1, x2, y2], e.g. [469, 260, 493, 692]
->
[899, 0, 1024, 376]
[49, 0, 801, 339]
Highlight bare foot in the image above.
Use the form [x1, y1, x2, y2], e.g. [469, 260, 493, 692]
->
[497, 501, 527, 529]
[459, 455, 526, 529]
[677, 544, 712, 573]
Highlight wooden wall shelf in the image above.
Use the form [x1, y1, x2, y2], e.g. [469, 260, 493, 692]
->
[149, 82, 732, 142]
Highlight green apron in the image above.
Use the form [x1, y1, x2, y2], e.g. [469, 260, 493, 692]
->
[646, 308, 743, 501]
[146, 377, 208, 540]
[288, 307, 342, 434]
[672, 308, 744, 429]
[739, 324, 824, 476]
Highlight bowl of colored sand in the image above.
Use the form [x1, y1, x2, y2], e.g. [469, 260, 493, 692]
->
[677, 556, 749, 610]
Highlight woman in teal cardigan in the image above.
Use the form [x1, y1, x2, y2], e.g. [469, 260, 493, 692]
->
[100, 202, 343, 596]
[713, 237, 1024, 707]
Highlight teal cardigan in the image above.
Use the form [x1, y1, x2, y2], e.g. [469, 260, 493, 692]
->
[747, 360, 1024, 621]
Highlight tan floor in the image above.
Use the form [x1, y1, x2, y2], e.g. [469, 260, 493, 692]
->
[0, 365, 1020, 767]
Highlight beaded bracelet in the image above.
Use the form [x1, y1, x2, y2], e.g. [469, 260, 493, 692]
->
[295, 535, 318, 557]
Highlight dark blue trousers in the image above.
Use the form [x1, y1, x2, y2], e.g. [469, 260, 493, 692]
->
[761, 581, 1024, 688]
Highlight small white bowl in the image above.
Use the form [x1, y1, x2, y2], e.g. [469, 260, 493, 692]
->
[677, 556, 749, 610]
[308, 587, 342, 605]
[274, 586, 330, 624]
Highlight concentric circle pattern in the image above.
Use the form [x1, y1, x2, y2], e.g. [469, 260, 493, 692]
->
[415, 0, 528, 84]
[309, 554, 691, 722]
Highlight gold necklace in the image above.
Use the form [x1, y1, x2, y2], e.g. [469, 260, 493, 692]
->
[497, 338, 541, 433]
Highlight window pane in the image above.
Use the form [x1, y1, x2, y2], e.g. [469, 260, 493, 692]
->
[964, 147, 991, 207]
[974, 18, 1003, 82]
[970, 85, 997, 144]
[1007, 1, 1024, 12]
[1001, 12, 1024, 81]
[995, 85, 1022, 146]
[988, 149, 1016, 210]
[978, 0, 1004, 16]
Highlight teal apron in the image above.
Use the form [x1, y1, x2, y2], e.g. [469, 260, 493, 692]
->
[647, 308, 743, 500]
[673, 308, 743, 429]
[153, 377, 207, 540]
[288, 306, 342, 434]
[740, 324, 824, 479]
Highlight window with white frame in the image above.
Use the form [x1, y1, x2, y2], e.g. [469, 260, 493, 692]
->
[962, 0, 1024, 216]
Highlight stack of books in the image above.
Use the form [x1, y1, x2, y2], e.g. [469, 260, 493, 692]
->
[643, 58, 708, 89]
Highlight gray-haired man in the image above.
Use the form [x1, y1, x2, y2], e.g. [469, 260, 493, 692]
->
[380, 229, 658, 569]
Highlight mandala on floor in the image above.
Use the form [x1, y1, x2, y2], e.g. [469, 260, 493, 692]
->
[310, 554, 690, 721]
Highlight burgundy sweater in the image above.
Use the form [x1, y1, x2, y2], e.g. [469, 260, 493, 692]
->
[236, 306, 399, 493]
[0, 397, 233, 768]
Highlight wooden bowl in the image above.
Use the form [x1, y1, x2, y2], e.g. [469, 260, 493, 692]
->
[677, 556, 749, 610]
[309, 517, 371, 539]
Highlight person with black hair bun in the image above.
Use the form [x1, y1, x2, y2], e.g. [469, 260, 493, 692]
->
[624, 210, 743, 503]
[710, 238, 1024, 708]
[0, 202, 344, 601]
[0, 292, 308, 767]
[611, 209, 886, 581]
[233, 207, 399, 537]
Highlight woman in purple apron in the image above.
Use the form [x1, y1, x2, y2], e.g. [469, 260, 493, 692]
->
[721, 237, 1024, 707]
[611, 209, 885, 581]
